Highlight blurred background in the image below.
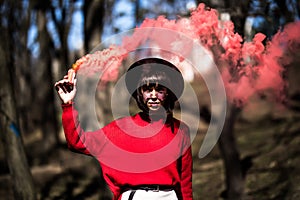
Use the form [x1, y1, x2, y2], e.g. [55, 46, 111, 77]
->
[0, 0, 300, 199]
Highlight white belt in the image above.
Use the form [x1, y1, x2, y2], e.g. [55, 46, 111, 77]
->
[121, 189, 178, 200]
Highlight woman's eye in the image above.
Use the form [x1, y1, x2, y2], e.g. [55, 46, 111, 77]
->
[142, 86, 150, 91]
[157, 86, 166, 92]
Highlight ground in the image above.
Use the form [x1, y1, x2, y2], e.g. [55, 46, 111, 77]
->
[1, 98, 300, 200]
[193, 111, 300, 200]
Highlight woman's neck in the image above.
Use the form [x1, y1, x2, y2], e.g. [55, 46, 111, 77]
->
[140, 110, 173, 123]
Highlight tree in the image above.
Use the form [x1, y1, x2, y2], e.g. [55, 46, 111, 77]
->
[32, 0, 61, 153]
[83, 0, 106, 53]
[0, 0, 36, 199]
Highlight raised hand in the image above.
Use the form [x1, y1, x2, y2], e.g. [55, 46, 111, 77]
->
[55, 69, 77, 104]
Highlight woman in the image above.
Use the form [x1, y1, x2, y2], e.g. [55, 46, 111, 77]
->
[55, 58, 193, 200]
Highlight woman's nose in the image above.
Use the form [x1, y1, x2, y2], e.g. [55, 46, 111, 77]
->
[150, 89, 157, 98]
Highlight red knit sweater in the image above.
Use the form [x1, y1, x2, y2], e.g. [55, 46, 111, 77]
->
[62, 104, 193, 200]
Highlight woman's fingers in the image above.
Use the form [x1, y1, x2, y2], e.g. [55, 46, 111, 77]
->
[68, 69, 75, 83]
[55, 81, 70, 93]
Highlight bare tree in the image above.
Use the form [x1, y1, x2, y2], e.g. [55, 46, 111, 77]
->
[0, 0, 36, 199]
[31, 1, 61, 154]
[83, 0, 106, 53]
[49, 0, 75, 73]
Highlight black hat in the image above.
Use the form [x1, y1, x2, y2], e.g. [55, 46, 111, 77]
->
[125, 57, 184, 99]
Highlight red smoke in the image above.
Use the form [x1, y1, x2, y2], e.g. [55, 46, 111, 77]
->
[73, 3, 300, 107]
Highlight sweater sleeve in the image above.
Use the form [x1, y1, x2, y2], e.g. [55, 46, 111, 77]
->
[61, 104, 106, 156]
[180, 127, 193, 200]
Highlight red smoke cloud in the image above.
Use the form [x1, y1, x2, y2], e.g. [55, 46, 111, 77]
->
[73, 3, 300, 106]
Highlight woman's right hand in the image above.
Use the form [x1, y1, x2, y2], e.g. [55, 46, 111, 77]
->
[54, 69, 77, 104]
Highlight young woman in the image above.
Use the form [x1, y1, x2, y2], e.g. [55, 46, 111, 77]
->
[55, 58, 193, 200]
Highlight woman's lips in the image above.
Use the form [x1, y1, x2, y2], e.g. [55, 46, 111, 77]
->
[147, 100, 161, 107]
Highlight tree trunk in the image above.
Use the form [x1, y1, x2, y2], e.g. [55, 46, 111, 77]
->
[36, 9, 60, 153]
[223, 0, 249, 37]
[83, 0, 105, 53]
[218, 104, 244, 200]
[0, 41, 36, 200]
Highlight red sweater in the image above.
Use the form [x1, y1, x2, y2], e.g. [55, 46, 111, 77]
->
[62, 104, 193, 200]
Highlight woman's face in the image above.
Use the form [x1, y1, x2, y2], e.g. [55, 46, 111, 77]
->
[141, 83, 168, 112]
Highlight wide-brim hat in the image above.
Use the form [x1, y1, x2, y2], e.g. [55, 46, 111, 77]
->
[125, 57, 184, 99]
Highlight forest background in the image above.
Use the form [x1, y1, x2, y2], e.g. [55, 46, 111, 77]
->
[1, 0, 300, 199]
